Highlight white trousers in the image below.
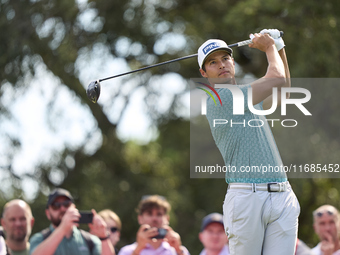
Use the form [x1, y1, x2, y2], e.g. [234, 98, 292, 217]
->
[223, 182, 300, 255]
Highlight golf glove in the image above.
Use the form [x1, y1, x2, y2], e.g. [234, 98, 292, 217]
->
[273, 37, 285, 51]
[260, 29, 281, 39]
[260, 29, 285, 51]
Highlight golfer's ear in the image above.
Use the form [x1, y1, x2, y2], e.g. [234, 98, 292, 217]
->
[200, 68, 207, 78]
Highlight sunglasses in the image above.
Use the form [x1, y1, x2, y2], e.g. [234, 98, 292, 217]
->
[314, 210, 334, 217]
[110, 227, 119, 233]
[51, 200, 72, 210]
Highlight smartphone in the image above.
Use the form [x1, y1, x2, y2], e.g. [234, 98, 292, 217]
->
[152, 228, 168, 239]
[78, 211, 94, 224]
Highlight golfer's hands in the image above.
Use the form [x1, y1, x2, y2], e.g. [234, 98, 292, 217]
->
[260, 29, 281, 38]
[320, 232, 336, 255]
[260, 29, 285, 51]
[249, 33, 275, 52]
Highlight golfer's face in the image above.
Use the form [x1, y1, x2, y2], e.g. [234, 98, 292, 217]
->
[200, 51, 235, 84]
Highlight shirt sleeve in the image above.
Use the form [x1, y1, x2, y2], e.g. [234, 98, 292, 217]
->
[215, 84, 253, 114]
[235, 84, 256, 112]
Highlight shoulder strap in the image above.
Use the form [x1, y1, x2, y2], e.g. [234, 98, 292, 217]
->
[79, 230, 94, 254]
[41, 227, 52, 240]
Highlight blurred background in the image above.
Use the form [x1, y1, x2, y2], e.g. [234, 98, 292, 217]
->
[1, 0, 340, 253]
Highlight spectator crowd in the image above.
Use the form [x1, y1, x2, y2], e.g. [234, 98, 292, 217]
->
[0, 188, 339, 255]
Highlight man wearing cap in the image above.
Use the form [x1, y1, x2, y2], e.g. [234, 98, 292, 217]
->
[199, 213, 229, 255]
[29, 188, 115, 255]
[197, 29, 300, 255]
[312, 205, 340, 255]
[1, 199, 34, 255]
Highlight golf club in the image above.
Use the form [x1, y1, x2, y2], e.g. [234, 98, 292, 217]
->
[87, 31, 284, 103]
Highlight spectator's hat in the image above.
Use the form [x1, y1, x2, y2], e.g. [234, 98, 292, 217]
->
[46, 188, 74, 208]
[200, 212, 224, 231]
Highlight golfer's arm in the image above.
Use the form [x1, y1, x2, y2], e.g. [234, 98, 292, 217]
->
[251, 45, 286, 106]
[262, 48, 290, 109]
[279, 48, 290, 88]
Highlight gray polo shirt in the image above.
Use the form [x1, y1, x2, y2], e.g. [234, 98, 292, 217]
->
[206, 84, 288, 183]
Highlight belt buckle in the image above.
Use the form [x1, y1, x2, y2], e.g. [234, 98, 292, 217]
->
[267, 182, 279, 192]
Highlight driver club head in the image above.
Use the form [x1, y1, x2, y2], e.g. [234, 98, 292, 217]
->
[87, 80, 101, 103]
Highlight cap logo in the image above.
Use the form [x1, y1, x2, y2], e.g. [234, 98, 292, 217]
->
[203, 42, 221, 55]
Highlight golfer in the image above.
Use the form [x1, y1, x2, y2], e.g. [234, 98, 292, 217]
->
[197, 29, 300, 254]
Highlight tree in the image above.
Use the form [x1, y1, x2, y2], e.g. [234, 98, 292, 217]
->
[1, 0, 340, 252]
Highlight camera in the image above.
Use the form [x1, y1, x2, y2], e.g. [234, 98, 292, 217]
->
[152, 228, 168, 239]
[144, 227, 168, 239]
[78, 211, 94, 224]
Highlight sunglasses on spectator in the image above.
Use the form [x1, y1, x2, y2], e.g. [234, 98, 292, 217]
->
[51, 200, 72, 210]
[110, 227, 119, 233]
[314, 210, 334, 217]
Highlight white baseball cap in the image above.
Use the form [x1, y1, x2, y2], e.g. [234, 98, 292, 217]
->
[197, 39, 233, 69]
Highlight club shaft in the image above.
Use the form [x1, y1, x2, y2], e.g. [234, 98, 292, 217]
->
[98, 42, 244, 82]
[98, 31, 283, 82]
[99, 53, 198, 82]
